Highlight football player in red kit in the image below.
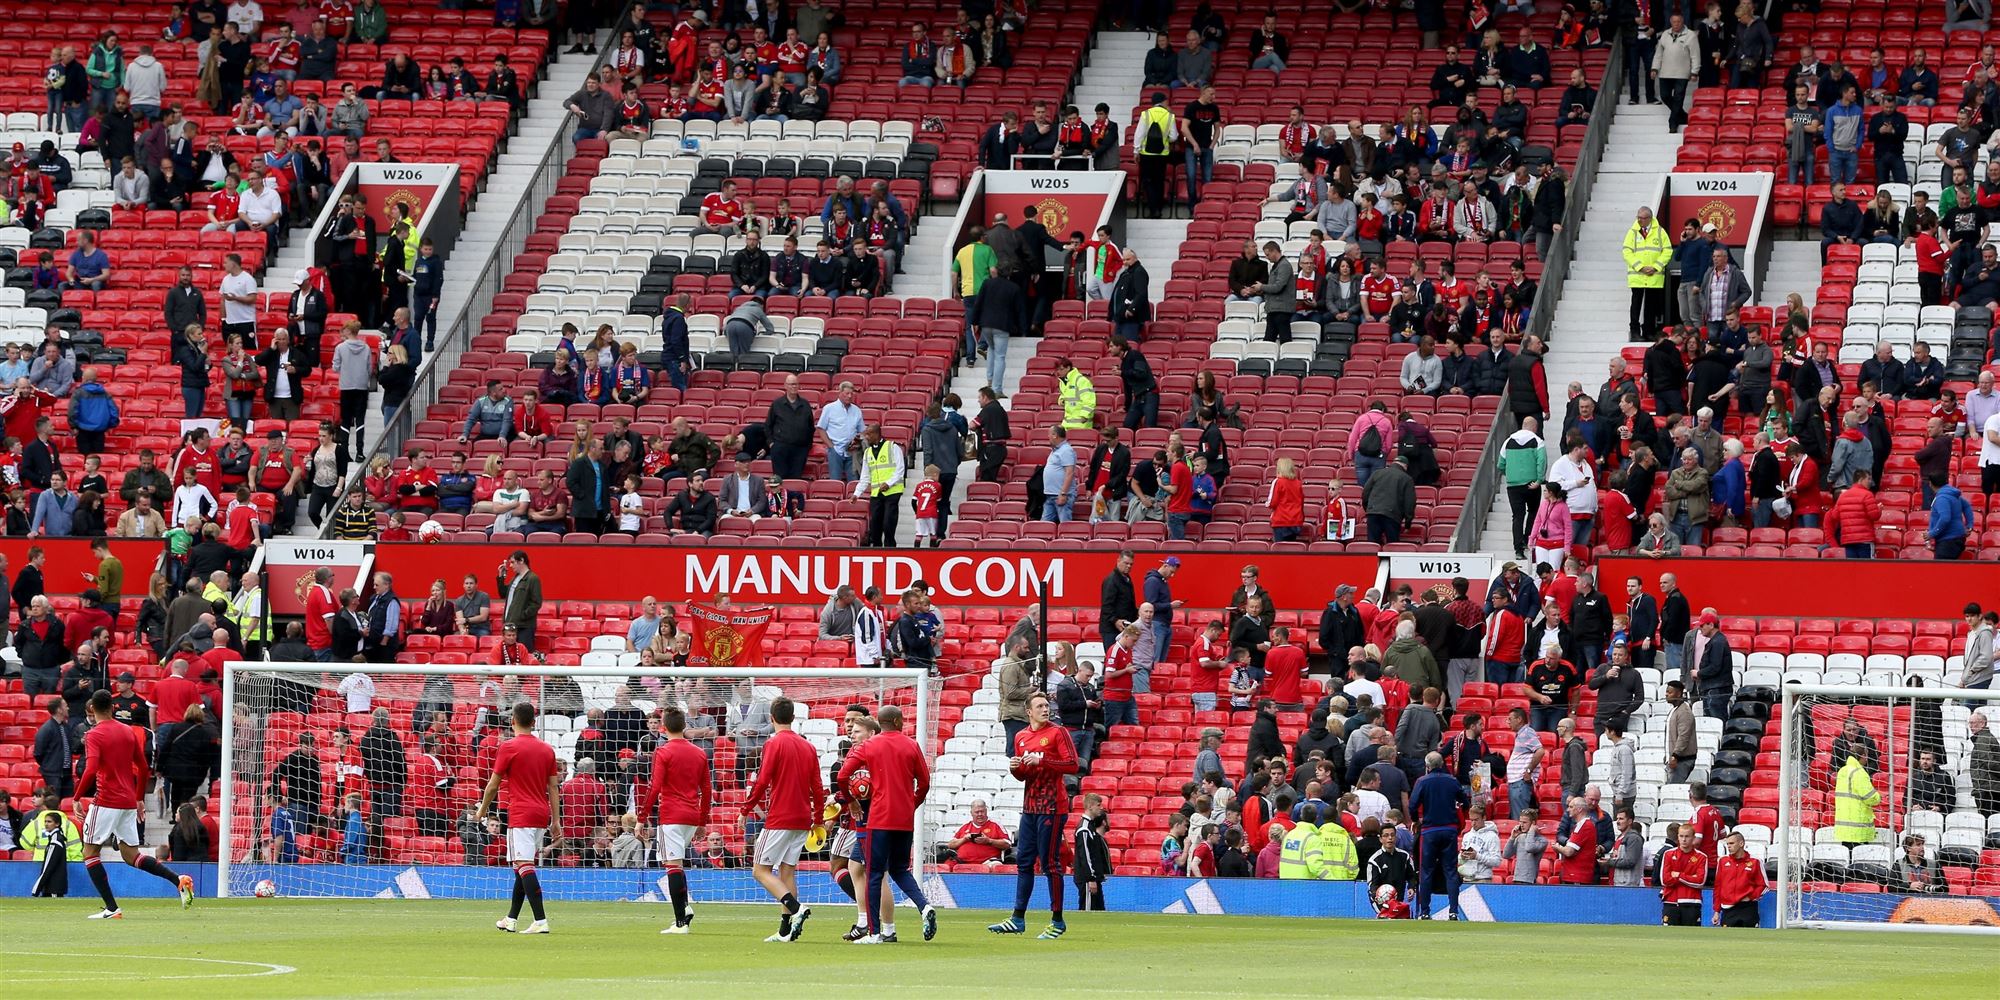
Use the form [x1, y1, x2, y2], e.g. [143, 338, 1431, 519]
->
[744, 696, 826, 943]
[77, 690, 195, 917]
[989, 692, 1079, 939]
[637, 707, 712, 934]
[477, 702, 561, 934]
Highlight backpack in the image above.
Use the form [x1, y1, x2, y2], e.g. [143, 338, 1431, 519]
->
[1144, 113, 1167, 155]
[1358, 424, 1383, 458]
[71, 385, 119, 433]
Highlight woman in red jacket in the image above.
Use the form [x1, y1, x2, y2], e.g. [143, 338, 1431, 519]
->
[1267, 457, 1304, 541]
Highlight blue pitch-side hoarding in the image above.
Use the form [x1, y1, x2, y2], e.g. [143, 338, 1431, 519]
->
[0, 862, 1842, 927]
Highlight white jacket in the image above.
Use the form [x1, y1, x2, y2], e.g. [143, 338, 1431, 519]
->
[1652, 28, 1700, 80]
[124, 54, 166, 106]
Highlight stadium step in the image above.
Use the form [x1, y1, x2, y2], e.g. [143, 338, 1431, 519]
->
[1072, 30, 1160, 145]
[1471, 102, 1680, 556]
[1758, 242, 1821, 310]
[1124, 218, 1190, 303]
[898, 214, 960, 301]
[278, 33, 611, 538]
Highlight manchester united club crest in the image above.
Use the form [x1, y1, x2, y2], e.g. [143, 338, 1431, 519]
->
[1697, 200, 1738, 242]
[383, 188, 425, 220]
[1036, 197, 1069, 235]
[702, 623, 746, 666]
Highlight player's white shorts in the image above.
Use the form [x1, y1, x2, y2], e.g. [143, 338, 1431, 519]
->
[754, 827, 810, 869]
[831, 828, 859, 861]
[507, 827, 547, 864]
[655, 823, 698, 864]
[81, 805, 140, 848]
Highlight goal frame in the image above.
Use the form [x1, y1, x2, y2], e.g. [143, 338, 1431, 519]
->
[1776, 681, 1996, 934]
[219, 661, 934, 899]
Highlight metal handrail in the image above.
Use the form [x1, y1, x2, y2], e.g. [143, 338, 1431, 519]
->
[1450, 36, 1627, 552]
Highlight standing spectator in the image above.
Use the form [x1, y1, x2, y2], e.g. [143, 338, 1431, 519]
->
[496, 550, 542, 651]
[1622, 207, 1670, 342]
[1361, 455, 1416, 543]
[1689, 611, 1732, 717]
[764, 375, 815, 480]
[1827, 469, 1881, 558]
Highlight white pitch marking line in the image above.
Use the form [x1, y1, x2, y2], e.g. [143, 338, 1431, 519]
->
[1, 951, 297, 980]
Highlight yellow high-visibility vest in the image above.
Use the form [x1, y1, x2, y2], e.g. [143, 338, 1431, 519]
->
[1833, 755, 1880, 844]
[1278, 821, 1322, 879]
[863, 440, 904, 497]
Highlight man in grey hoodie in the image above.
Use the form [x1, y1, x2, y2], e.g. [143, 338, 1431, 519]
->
[124, 46, 167, 121]
[330, 321, 375, 452]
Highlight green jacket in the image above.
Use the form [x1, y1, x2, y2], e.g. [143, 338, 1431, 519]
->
[1384, 636, 1442, 696]
[354, 3, 389, 42]
[1498, 430, 1547, 487]
[87, 43, 124, 90]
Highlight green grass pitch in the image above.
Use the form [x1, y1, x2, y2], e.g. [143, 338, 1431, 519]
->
[2, 898, 1993, 998]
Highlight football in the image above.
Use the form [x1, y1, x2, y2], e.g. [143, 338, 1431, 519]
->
[418, 519, 445, 543]
[847, 767, 871, 801]
[253, 879, 278, 898]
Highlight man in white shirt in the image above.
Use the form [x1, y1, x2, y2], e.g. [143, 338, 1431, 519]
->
[1504, 707, 1544, 819]
[227, 0, 266, 38]
[1981, 406, 2000, 498]
[1965, 370, 2000, 439]
[816, 379, 864, 483]
[238, 170, 286, 257]
[260, 328, 300, 419]
[218, 252, 262, 347]
[337, 670, 374, 713]
[1546, 439, 1598, 546]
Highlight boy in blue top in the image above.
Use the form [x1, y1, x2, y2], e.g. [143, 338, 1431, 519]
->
[410, 239, 443, 352]
[340, 792, 368, 864]
[268, 791, 299, 863]
[1189, 455, 1218, 523]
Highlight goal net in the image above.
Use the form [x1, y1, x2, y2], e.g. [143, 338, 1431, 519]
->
[218, 662, 938, 903]
[1778, 682, 2000, 932]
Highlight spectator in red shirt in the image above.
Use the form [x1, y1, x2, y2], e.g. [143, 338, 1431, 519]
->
[696, 179, 746, 236]
[1713, 831, 1768, 926]
[1264, 625, 1307, 711]
[153, 658, 201, 729]
[944, 799, 1011, 866]
[1554, 795, 1599, 884]
[1267, 456, 1304, 540]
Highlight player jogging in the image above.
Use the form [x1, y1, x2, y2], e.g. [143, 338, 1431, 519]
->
[76, 690, 194, 917]
[990, 691, 1079, 939]
[743, 695, 826, 943]
[477, 702, 561, 935]
[637, 706, 712, 934]
[837, 703, 936, 944]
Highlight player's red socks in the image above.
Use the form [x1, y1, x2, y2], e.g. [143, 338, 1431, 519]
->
[84, 856, 118, 910]
[135, 856, 180, 885]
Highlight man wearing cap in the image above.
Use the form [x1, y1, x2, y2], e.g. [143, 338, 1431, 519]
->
[108, 671, 149, 728]
[1688, 611, 1733, 718]
[1141, 558, 1182, 678]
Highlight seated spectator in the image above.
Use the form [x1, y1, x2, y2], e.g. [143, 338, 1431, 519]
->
[944, 799, 1011, 865]
[1174, 30, 1212, 89]
[664, 470, 718, 536]
[1399, 336, 1443, 395]
[62, 232, 110, 292]
[897, 23, 936, 87]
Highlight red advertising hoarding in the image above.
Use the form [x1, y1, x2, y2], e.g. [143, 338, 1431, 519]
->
[367, 543, 1382, 611]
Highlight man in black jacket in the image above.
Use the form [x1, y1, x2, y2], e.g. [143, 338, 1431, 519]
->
[1643, 328, 1688, 416]
[1623, 575, 1659, 673]
[1098, 550, 1138, 647]
[1246, 698, 1284, 772]
[971, 270, 1028, 389]
[164, 267, 206, 337]
[359, 706, 407, 861]
[1085, 428, 1132, 522]
[764, 375, 816, 479]
[275, 730, 326, 833]
[1112, 336, 1157, 430]
[1530, 160, 1566, 261]
[565, 439, 608, 534]
[1014, 204, 1064, 332]
[973, 386, 1009, 482]
[1568, 572, 1613, 671]
[665, 470, 720, 536]
[731, 231, 773, 296]
[1108, 249, 1150, 341]
[1319, 584, 1364, 662]
[256, 329, 310, 421]
[978, 110, 1021, 170]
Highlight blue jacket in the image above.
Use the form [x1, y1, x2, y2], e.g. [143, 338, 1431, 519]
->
[1673, 236, 1713, 286]
[659, 307, 690, 366]
[1710, 458, 1746, 518]
[1822, 100, 1865, 152]
[1410, 768, 1468, 833]
[342, 810, 367, 864]
[1142, 568, 1174, 626]
[1821, 198, 1865, 241]
[1928, 484, 1972, 542]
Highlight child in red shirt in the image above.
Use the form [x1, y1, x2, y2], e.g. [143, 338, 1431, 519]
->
[910, 464, 941, 547]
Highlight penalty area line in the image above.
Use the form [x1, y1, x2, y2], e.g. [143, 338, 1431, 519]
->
[0, 950, 297, 980]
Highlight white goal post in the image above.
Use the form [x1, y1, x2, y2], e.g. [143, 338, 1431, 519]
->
[218, 662, 936, 901]
[1777, 682, 2000, 934]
